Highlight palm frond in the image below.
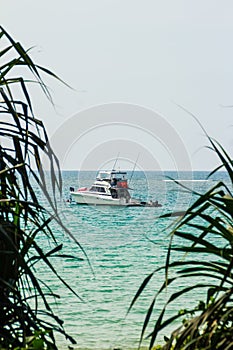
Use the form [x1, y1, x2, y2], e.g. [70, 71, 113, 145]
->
[0, 26, 83, 348]
[131, 133, 233, 349]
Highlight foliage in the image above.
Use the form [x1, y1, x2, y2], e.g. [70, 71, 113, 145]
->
[0, 26, 83, 349]
[130, 134, 233, 349]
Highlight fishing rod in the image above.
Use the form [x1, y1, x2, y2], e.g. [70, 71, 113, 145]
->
[129, 153, 140, 184]
[112, 152, 120, 170]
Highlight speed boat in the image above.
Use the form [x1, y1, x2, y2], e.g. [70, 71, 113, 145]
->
[70, 170, 162, 207]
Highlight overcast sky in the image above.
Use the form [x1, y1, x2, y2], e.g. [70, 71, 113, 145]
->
[2, 1, 233, 170]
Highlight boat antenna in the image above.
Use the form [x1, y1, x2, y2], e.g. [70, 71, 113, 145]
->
[129, 153, 140, 184]
[112, 152, 120, 170]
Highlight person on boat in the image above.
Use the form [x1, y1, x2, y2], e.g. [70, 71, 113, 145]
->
[110, 188, 118, 198]
[111, 177, 117, 187]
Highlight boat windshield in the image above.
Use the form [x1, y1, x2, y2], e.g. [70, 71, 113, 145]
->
[97, 171, 127, 181]
[97, 172, 111, 181]
[111, 171, 127, 181]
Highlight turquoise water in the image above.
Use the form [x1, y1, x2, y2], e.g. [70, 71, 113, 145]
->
[37, 171, 228, 349]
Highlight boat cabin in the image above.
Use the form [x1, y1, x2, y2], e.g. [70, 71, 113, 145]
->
[89, 185, 106, 193]
[96, 170, 128, 188]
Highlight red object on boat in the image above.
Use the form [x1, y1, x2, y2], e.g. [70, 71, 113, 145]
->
[77, 187, 88, 192]
[117, 181, 128, 188]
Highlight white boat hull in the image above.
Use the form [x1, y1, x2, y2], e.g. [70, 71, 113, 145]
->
[69, 169, 161, 207]
[71, 191, 128, 206]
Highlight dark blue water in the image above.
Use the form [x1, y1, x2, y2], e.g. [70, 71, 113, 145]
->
[36, 171, 229, 349]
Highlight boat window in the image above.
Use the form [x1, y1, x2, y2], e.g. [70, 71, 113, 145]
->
[90, 186, 106, 193]
[98, 187, 106, 193]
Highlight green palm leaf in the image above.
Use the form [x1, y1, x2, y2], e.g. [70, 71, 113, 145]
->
[0, 26, 84, 349]
[131, 124, 233, 349]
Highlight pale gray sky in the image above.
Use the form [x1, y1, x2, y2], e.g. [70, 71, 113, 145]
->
[2, 1, 233, 170]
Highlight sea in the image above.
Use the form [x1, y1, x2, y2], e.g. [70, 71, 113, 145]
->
[36, 170, 229, 350]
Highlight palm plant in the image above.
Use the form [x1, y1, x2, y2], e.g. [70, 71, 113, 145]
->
[130, 135, 233, 349]
[0, 26, 83, 349]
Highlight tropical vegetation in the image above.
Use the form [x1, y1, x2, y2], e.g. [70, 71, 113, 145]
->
[0, 26, 82, 349]
[1, 24, 233, 350]
[131, 134, 233, 349]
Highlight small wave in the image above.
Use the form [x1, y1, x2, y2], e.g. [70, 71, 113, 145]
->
[163, 179, 211, 182]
